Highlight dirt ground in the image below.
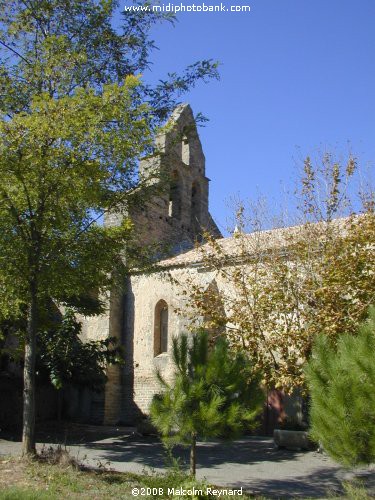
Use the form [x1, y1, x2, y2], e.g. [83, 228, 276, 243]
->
[2, 422, 375, 499]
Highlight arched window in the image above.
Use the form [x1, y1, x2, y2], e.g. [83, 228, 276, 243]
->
[154, 300, 168, 356]
[191, 181, 202, 227]
[169, 170, 182, 219]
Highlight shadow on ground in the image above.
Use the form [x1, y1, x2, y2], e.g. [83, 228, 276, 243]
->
[79, 434, 346, 498]
[0, 422, 351, 498]
[1, 421, 133, 445]
[84, 435, 301, 469]
[232, 468, 343, 498]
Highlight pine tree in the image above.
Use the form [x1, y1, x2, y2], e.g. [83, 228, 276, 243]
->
[150, 331, 263, 476]
[306, 307, 375, 467]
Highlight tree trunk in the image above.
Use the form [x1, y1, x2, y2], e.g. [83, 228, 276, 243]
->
[22, 282, 38, 456]
[57, 389, 62, 422]
[190, 432, 197, 477]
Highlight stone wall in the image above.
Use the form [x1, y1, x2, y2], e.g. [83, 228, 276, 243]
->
[0, 376, 58, 430]
[124, 253, 306, 433]
[124, 271, 185, 418]
[131, 104, 220, 254]
[80, 104, 221, 425]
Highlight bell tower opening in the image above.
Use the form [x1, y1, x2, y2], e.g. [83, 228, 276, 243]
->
[182, 133, 190, 165]
[131, 103, 221, 255]
[169, 170, 182, 219]
[191, 181, 202, 227]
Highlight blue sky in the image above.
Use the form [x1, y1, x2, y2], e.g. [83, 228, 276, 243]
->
[130, 0, 375, 232]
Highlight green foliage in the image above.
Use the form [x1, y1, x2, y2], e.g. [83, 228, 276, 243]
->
[342, 481, 374, 500]
[150, 331, 263, 450]
[0, 0, 220, 322]
[0, 0, 219, 319]
[0, 77, 153, 320]
[306, 307, 375, 467]
[0, 0, 218, 454]
[0, 0, 218, 120]
[38, 309, 123, 391]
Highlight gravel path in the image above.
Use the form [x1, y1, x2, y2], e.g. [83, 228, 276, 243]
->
[0, 428, 352, 498]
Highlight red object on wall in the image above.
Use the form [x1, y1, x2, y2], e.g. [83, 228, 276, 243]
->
[263, 389, 286, 435]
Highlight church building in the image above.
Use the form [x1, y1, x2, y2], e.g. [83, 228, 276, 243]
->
[80, 104, 223, 424]
[80, 104, 299, 430]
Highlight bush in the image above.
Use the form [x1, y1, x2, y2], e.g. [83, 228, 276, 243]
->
[150, 331, 263, 476]
[306, 307, 375, 467]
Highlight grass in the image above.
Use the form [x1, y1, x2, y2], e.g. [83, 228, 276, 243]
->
[341, 481, 375, 500]
[0, 453, 251, 500]
[0, 450, 374, 499]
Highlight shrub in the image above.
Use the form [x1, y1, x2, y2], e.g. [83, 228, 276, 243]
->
[306, 307, 375, 467]
[150, 331, 263, 476]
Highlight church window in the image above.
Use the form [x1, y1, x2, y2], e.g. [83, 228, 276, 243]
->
[169, 170, 182, 219]
[154, 300, 168, 356]
[191, 181, 202, 226]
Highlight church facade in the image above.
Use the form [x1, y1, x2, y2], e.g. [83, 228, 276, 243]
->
[80, 104, 301, 429]
[81, 104, 224, 424]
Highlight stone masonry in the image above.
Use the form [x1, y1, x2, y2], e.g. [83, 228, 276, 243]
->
[81, 104, 222, 424]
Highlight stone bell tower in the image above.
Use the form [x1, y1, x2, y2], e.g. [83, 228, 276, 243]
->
[128, 103, 221, 254]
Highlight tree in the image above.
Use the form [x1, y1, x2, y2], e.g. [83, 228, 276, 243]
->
[0, 79, 154, 454]
[150, 331, 263, 477]
[0, 0, 219, 455]
[177, 153, 375, 391]
[0, 0, 218, 119]
[305, 307, 375, 467]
